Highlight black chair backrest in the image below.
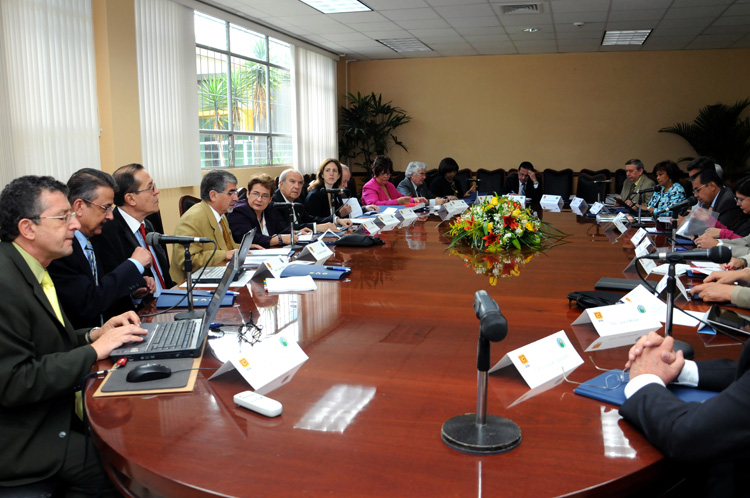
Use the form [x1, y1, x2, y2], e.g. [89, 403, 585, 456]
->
[455, 168, 472, 194]
[476, 168, 505, 195]
[178, 195, 200, 216]
[576, 173, 607, 204]
[614, 169, 627, 195]
[390, 170, 405, 189]
[542, 169, 573, 200]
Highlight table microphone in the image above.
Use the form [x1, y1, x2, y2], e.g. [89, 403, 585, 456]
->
[323, 188, 349, 195]
[271, 201, 304, 209]
[654, 196, 697, 216]
[636, 186, 659, 194]
[641, 245, 731, 264]
[441, 290, 521, 455]
[146, 233, 212, 245]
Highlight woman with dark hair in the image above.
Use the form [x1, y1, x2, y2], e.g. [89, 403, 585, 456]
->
[428, 157, 474, 199]
[226, 174, 310, 248]
[361, 156, 426, 206]
[305, 158, 353, 219]
[644, 160, 686, 215]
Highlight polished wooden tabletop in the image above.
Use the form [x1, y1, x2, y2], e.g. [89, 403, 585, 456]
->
[86, 212, 742, 498]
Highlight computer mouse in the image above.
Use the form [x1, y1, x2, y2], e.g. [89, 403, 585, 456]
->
[126, 363, 172, 383]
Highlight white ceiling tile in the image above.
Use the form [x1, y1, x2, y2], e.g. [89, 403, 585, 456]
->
[607, 9, 667, 22]
[428, 41, 474, 49]
[329, 12, 389, 23]
[360, 29, 412, 38]
[498, 13, 553, 26]
[350, 21, 404, 31]
[725, 3, 750, 14]
[672, 0, 732, 7]
[380, 8, 442, 21]
[554, 22, 606, 33]
[612, 0, 672, 10]
[704, 23, 750, 35]
[508, 31, 556, 41]
[407, 27, 461, 37]
[657, 17, 713, 29]
[712, 15, 750, 25]
[434, 3, 495, 17]
[322, 32, 374, 42]
[605, 21, 658, 30]
[550, 0, 610, 14]
[395, 19, 451, 29]
[365, 0, 431, 10]
[553, 12, 608, 23]
[446, 16, 502, 28]
[454, 26, 507, 36]
[474, 46, 518, 55]
[663, 5, 728, 19]
[463, 33, 512, 43]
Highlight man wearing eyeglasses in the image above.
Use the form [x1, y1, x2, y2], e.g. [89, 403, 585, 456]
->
[47, 169, 154, 328]
[691, 167, 750, 237]
[95, 163, 175, 302]
[169, 170, 238, 283]
[0, 175, 146, 496]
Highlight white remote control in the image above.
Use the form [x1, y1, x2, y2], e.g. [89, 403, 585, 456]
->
[233, 391, 283, 417]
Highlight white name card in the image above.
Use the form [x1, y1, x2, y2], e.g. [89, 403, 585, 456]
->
[296, 240, 333, 265]
[376, 213, 400, 231]
[589, 202, 605, 215]
[362, 219, 381, 235]
[438, 200, 469, 220]
[613, 212, 629, 233]
[507, 195, 527, 209]
[572, 302, 662, 351]
[570, 197, 589, 215]
[251, 255, 287, 280]
[398, 207, 418, 227]
[489, 331, 583, 389]
[540, 195, 563, 212]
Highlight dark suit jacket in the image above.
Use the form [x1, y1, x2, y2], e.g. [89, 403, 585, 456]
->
[712, 186, 750, 237]
[271, 190, 331, 233]
[47, 237, 145, 328]
[226, 199, 289, 248]
[396, 177, 436, 199]
[620, 342, 750, 497]
[94, 208, 174, 292]
[0, 242, 97, 486]
[305, 186, 345, 220]
[502, 174, 543, 205]
[429, 176, 465, 198]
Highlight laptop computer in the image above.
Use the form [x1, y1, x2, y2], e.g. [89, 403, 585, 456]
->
[111, 260, 238, 361]
[191, 228, 256, 283]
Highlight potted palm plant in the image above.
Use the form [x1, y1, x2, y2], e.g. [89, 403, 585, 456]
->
[659, 99, 750, 181]
[338, 92, 411, 176]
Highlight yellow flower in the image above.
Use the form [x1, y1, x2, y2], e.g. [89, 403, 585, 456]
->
[487, 222, 493, 231]
[490, 197, 499, 206]
[512, 208, 521, 217]
[526, 222, 535, 231]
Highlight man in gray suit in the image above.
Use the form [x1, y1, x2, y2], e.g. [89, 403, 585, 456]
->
[396, 161, 442, 205]
[617, 158, 656, 206]
[0, 175, 146, 496]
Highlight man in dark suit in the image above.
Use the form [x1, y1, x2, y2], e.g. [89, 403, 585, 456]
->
[0, 175, 146, 495]
[96, 164, 174, 298]
[396, 161, 446, 206]
[502, 161, 543, 207]
[272, 169, 350, 234]
[691, 167, 750, 236]
[48, 169, 153, 328]
[620, 331, 750, 497]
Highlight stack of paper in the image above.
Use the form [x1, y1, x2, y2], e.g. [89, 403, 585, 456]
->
[264, 275, 317, 293]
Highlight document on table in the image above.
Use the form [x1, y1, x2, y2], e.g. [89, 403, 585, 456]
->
[264, 275, 317, 293]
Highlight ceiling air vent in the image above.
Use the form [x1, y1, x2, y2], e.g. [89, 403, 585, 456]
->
[496, 3, 543, 15]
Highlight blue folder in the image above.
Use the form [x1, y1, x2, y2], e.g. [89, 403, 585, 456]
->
[280, 264, 351, 280]
[155, 289, 236, 308]
[574, 369, 718, 406]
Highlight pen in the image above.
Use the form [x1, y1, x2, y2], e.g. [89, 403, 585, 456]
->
[226, 291, 239, 295]
[325, 266, 349, 271]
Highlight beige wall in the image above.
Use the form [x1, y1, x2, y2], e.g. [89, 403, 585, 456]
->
[342, 49, 750, 175]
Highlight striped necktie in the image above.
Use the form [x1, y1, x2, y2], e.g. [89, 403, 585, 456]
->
[84, 239, 98, 285]
[219, 217, 234, 249]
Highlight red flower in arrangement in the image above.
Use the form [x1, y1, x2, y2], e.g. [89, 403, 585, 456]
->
[503, 215, 519, 230]
[482, 232, 499, 247]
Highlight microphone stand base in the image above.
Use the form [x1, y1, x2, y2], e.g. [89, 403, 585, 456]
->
[672, 339, 695, 361]
[175, 310, 205, 321]
[441, 414, 521, 455]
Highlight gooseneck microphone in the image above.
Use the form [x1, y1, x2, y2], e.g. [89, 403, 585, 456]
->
[636, 186, 659, 194]
[641, 245, 731, 264]
[323, 188, 349, 195]
[654, 196, 698, 216]
[145, 233, 213, 245]
[271, 201, 304, 209]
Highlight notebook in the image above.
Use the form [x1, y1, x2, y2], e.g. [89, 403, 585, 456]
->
[111, 261, 237, 361]
[191, 228, 256, 283]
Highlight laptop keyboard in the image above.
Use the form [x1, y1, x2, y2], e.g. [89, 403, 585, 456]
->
[147, 320, 197, 351]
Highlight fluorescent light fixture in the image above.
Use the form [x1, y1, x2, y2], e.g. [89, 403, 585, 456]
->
[523, 27, 539, 33]
[377, 38, 432, 53]
[299, 0, 371, 14]
[602, 29, 651, 46]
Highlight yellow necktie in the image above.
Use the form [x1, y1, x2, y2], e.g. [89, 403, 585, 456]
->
[41, 270, 64, 325]
[219, 217, 235, 250]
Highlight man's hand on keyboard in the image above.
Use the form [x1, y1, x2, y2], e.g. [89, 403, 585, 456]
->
[91, 311, 147, 360]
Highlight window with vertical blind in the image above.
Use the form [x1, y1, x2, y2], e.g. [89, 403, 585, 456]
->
[195, 11, 293, 169]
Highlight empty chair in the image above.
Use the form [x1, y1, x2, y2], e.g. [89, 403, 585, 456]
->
[614, 169, 627, 196]
[542, 168, 573, 202]
[477, 168, 505, 195]
[576, 173, 608, 204]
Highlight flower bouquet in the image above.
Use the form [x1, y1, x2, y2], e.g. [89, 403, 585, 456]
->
[446, 195, 565, 253]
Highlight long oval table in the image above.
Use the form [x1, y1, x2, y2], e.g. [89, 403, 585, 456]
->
[86, 212, 741, 497]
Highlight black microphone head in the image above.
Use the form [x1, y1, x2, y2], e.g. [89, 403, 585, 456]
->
[480, 313, 508, 342]
[709, 245, 732, 264]
[145, 232, 160, 245]
[474, 290, 499, 318]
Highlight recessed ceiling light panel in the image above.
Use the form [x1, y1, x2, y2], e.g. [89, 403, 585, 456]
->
[299, 0, 371, 14]
[602, 29, 652, 46]
[377, 38, 432, 53]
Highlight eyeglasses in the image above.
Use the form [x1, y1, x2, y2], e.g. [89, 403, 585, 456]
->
[249, 191, 270, 200]
[84, 199, 115, 214]
[736, 196, 749, 205]
[561, 356, 628, 391]
[35, 211, 76, 224]
[693, 184, 707, 195]
[133, 183, 157, 194]
[221, 189, 238, 198]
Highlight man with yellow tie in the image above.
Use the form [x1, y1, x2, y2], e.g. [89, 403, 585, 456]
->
[0, 175, 147, 495]
[169, 170, 238, 283]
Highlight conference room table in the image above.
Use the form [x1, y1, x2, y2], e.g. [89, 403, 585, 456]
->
[86, 211, 743, 497]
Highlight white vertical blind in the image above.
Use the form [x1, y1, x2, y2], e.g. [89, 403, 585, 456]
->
[293, 46, 337, 175]
[134, 0, 200, 188]
[0, 0, 100, 184]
